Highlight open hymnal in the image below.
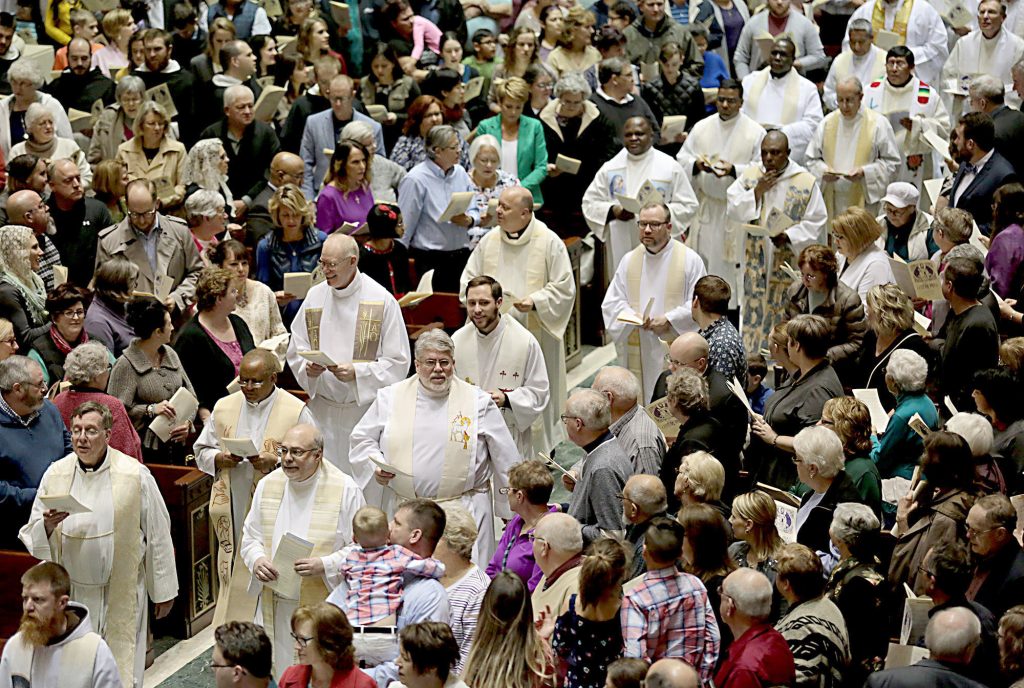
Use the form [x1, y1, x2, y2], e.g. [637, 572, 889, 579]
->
[298, 350, 337, 367]
[329, 1, 351, 27]
[149, 387, 198, 442]
[922, 178, 944, 213]
[283, 272, 313, 299]
[661, 115, 687, 142]
[875, 30, 902, 50]
[744, 207, 795, 238]
[889, 254, 943, 301]
[398, 269, 434, 307]
[221, 437, 260, 458]
[365, 104, 389, 122]
[52, 265, 68, 288]
[853, 388, 890, 434]
[616, 180, 663, 215]
[464, 76, 485, 102]
[923, 130, 953, 162]
[145, 82, 177, 119]
[538, 452, 574, 480]
[555, 154, 581, 175]
[756, 482, 799, 543]
[754, 36, 774, 60]
[645, 396, 680, 439]
[369, 454, 413, 477]
[908, 412, 931, 439]
[437, 192, 474, 223]
[253, 85, 286, 122]
[901, 583, 934, 646]
[617, 297, 654, 326]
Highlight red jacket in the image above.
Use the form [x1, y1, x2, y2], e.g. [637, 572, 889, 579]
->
[714, 623, 795, 688]
[278, 664, 376, 688]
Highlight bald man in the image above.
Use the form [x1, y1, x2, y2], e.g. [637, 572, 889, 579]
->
[461, 185, 576, 453]
[286, 234, 410, 502]
[593, 365, 666, 475]
[646, 659, 700, 688]
[246, 151, 305, 244]
[622, 474, 668, 579]
[7, 189, 61, 290]
[193, 348, 316, 626]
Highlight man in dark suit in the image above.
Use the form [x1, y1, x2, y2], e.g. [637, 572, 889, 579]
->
[245, 152, 305, 246]
[945, 111, 1018, 235]
[970, 73, 1024, 175]
[965, 493, 1024, 619]
[866, 607, 987, 687]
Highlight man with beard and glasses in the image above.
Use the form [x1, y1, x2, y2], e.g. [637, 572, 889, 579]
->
[0, 561, 120, 688]
[43, 38, 115, 114]
[352, 328, 519, 565]
[19, 401, 177, 688]
[451, 275, 550, 460]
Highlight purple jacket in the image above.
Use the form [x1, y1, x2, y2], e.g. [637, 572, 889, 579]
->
[486, 505, 558, 591]
[986, 224, 1024, 298]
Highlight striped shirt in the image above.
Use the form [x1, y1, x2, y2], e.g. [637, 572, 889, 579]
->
[610, 404, 668, 476]
[340, 544, 445, 626]
[445, 565, 490, 673]
[622, 566, 721, 684]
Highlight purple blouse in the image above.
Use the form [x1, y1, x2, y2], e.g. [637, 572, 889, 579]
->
[485, 505, 559, 591]
[315, 184, 374, 234]
[986, 224, 1024, 298]
[201, 323, 243, 375]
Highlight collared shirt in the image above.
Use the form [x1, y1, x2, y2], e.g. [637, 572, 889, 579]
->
[699, 317, 747, 383]
[954, 149, 994, 206]
[621, 566, 721, 682]
[609, 404, 667, 476]
[714, 623, 795, 688]
[0, 394, 39, 428]
[133, 221, 163, 274]
[595, 85, 634, 105]
[339, 544, 444, 626]
[398, 159, 480, 252]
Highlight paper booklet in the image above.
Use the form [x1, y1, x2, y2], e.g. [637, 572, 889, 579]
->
[661, 115, 687, 142]
[912, 310, 931, 336]
[283, 272, 313, 299]
[555, 154, 581, 175]
[874, 30, 901, 50]
[639, 61, 659, 82]
[725, 377, 754, 416]
[329, 1, 351, 27]
[538, 452, 574, 479]
[149, 387, 198, 442]
[922, 178, 944, 213]
[144, 83, 178, 119]
[464, 76, 485, 102]
[369, 454, 413, 477]
[268, 532, 314, 599]
[889, 254, 942, 301]
[40, 493, 91, 515]
[398, 269, 434, 307]
[744, 207, 795, 238]
[908, 412, 931, 439]
[52, 265, 68, 288]
[616, 180, 663, 215]
[943, 395, 959, 417]
[922, 130, 953, 162]
[365, 104, 389, 122]
[780, 261, 801, 282]
[853, 388, 890, 435]
[755, 482, 801, 508]
[885, 109, 909, 135]
[298, 350, 337, 367]
[617, 297, 654, 326]
[900, 584, 934, 646]
[221, 436, 260, 458]
[754, 36, 774, 59]
[253, 85, 286, 122]
[437, 192, 474, 223]
[645, 396, 680, 439]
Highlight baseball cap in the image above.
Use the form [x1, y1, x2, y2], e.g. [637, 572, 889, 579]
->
[881, 182, 919, 209]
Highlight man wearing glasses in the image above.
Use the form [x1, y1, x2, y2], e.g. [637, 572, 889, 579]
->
[240, 422, 366, 678]
[95, 177, 204, 315]
[20, 401, 177, 688]
[194, 349, 316, 627]
[209, 621, 274, 688]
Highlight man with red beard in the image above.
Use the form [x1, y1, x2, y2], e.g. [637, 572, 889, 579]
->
[0, 561, 120, 687]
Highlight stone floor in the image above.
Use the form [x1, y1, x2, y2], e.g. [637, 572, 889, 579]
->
[145, 343, 616, 688]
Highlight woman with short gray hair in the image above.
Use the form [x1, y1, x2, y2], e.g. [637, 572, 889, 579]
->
[52, 341, 143, 460]
[792, 425, 864, 554]
[8, 103, 91, 188]
[826, 502, 885, 685]
[467, 132, 519, 245]
[90, 75, 148, 163]
[871, 348, 938, 481]
[115, 100, 187, 208]
[0, 58, 73, 158]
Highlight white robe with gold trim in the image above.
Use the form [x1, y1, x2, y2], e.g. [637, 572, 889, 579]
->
[942, 28, 1024, 111]
[845, 0, 949, 86]
[740, 68, 823, 164]
[823, 46, 888, 111]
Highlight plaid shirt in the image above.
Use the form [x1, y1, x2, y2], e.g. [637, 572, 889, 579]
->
[622, 567, 721, 684]
[340, 544, 445, 626]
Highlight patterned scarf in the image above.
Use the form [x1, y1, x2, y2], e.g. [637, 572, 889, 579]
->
[49, 323, 87, 355]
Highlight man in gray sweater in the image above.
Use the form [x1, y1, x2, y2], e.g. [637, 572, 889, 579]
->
[564, 388, 632, 544]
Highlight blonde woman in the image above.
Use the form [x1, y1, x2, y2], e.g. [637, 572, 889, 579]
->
[181, 138, 234, 208]
[833, 207, 896, 304]
[462, 571, 554, 688]
[0, 225, 48, 348]
[0, 317, 19, 360]
[92, 8, 134, 77]
[729, 490, 784, 583]
[546, 6, 600, 77]
[8, 104, 91, 189]
[208, 238, 285, 345]
[115, 101, 186, 209]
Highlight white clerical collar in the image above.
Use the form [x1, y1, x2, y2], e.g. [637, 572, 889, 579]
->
[840, 108, 862, 124]
[646, 241, 673, 257]
[290, 465, 321, 491]
[332, 272, 361, 299]
[769, 69, 792, 80]
[418, 378, 452, 398]
[246, 386, 278, 410]
[626, 149, 653, 162]
[886, 78, 913, 91]
[77, 448, 111, 474]
[501, 219, 532, 243]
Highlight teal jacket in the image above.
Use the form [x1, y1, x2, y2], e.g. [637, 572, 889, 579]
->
[871, 392, 939, 479]
[475, 114, 548, 205]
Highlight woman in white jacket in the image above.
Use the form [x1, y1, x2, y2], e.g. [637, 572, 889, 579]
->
[8, 102, 90, 189]
[834, 206, 896, 304]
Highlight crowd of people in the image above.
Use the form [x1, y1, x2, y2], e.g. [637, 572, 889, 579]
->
[0, 0, 1024, 686]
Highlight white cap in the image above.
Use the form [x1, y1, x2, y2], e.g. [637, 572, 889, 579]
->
[881, 182, 920, 209]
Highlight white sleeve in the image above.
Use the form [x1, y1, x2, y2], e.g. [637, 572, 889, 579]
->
[141, 467, 178, 604]
[193, 408, 220, 476]
[668, 165, 699, 237]
[479, 394, 519, 520]
[251, 8, 272, 35]
[91, 639, 123, 688]
[504, 340, 549, 431]
[582, 167, 614, 243]
[600, 260, 638, 344]
[240, 479, 269, 571]
[347, 390, 390, 489]
[18, 469, 55, 560]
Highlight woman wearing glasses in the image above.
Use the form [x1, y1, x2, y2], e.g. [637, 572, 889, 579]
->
[174, 267, 255, 419]
[280, 602, 376, 688]
[486, 459, 558, 591]
[109, 296, 196, 464]
[26, 284, 96, 387]
[115, 101, 186, 210]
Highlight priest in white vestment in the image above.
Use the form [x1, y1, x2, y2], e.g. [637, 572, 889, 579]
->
[864, 46, 951, 190]
[19, 402, 177, 688]
[0, 562, 120, 688]
[452, 275, 549, 460]
[824, 19, 888, 111]
[845, 0, 948, 86]
[601, 202, 708, 404]
[459, 186, 574, 453]
[739, 38, 823, 164]
[806, 77, 901, 222]
[726, 130, 828, 353]
[353, 329, 520, 566]
[194, 349, 316, 627]
[582, 116, 698, 276]
[241, 423, 365, 679]
[286, 233, 410, 503]
[942, 0, 1024, 113]
[677, 80, 765, 308]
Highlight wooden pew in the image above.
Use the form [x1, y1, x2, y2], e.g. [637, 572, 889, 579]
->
[0, 550, 40, 650]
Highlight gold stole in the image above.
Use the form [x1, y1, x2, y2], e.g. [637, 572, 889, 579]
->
[740, 166, 818, 223]
[353, 301, 384, 362]
[481, 222, 552, 335]
[872, 0, 913, 42]
[821, 110, 877, 214]
[210, 390, 307, 627]
[624, 242, 687, 388]
[453, 315, 531, 393]
[49, 451, 142, 688]
[832, 49, 886, 85]
[258, 462, 347, 649]
[744, 69, 800, 126]
[384, 376, 477, 500]
[3, 631, 102, 688]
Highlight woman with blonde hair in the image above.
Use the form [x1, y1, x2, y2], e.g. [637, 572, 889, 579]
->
[546, 6, 600, 77]
[0, 225, 47, 348]
[474, 76, 548, 205]
[729, 490, 784, 584]
[675, 450, 728, 518]
[8, 104, 90, 188]
[832, 206, 896, 304]
[488, 27, 540, 110]
[190, 17, 236, 82]
[548, 538, 627, 688]
[297, 16, 346, 70]
[279, 602, 374, 688]
[115, 101, 186, 209]
[92, 8, 135, 77]
[0, 317, 17, 360]
[436, 503, 490, 673]
[315, 140, 374, 234]
[463, 571, 553, 688]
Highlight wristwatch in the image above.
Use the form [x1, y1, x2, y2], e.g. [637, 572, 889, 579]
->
[147, 404, 155, 418]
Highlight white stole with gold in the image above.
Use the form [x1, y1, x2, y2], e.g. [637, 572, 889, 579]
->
[624, 243, 687, 387]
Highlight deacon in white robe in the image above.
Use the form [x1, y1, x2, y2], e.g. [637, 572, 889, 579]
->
[845, 0, 948, 86]
[739, 38, 823, 164]
[194, 349, 316, 627]
[20, 404, 177, 688]
[823, 19, 887, 111]
[864, 52, 951, 190]
[806, 77, 901, 222]
[581, 116, 698, 276]
[286, 233, 410, 504]
[677, 82, 765, 308]
[601, 204, 708, 403]
[942, 1, 1024, 113]
[241, 423, 365, 679]
[452, 277, 549, 460]
[353, 329, 520, 566]
[726, 130, 828, 353]
[459, 186, 574, 453]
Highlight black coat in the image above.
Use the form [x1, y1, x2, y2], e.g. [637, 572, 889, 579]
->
[795, 470, 865, 554]
[854, 329, 933, 411]
[864, 658, 987, 688]
[199, 119, 280, 204]
[970, 538, 1024, 620]
[48, 197, 112, 289]
[0, 282, 48, 350]
[661, 410, 728, 513]
[42, 70, 115, 112]
[172, 313, 255, 411]
[946, 150, 1018, 235]
[991, 104, 1024, 176]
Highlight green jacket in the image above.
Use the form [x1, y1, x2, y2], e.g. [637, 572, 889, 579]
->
[475, 114, 549, 205]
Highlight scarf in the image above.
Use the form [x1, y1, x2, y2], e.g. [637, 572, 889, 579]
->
[23, 136, 59, 158]
[49, 323, 87, 355]
[1, 271, 47, 324]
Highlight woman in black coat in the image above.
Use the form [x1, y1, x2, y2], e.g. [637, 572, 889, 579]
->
[173, 267, 255, 416]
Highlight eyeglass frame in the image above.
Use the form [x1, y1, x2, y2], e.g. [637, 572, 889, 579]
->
[276, 445, 317, 459]
[290, 632, 315, 648]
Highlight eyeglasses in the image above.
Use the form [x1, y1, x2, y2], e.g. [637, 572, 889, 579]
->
[498, 487, 521, 495]
[207, 661, 234, 672]
[560, 414, 581, 424]
[527, 533, 546, 543]
[0, 336, 16, 347]
[420, 359, 453, 370]
[277, 446, 315, 459]
[71, 427, 103, 438]
[616, 493, 635, 505]
[318, 259, 341, 269]
[238, 378, 268, 389]
[61, 308, 86, 319]
[128, 209, 157, 220]
[966, 524, 998, 537]
[917, 565, 935, 578]
[664, 354, 682, 366]
[290, 632, 314, 648]
[638, 221, 668, 229]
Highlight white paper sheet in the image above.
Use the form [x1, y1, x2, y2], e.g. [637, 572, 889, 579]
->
[853, 388, 890, 434]
[267, 532, 314, 599]
[222, 437, 260, 457]
[40, 494, 92, 515]
[148, 387, 198, 442]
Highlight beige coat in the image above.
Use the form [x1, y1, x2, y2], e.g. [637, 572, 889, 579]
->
[88, 105, 131, 164]
[115, 136, 187, 208]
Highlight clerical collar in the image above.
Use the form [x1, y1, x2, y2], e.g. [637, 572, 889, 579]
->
[332, 272, 360, 298]
[770, 69, 791, 80]
[626, 149, 652, 161]
[476, 316, 503, 338]
[78, 451, 107, 473]
[887, 77, 912, 89]
[504, 226, 528, 241]
[418, 379, 452, 398]
[246, 387, 277, 410]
